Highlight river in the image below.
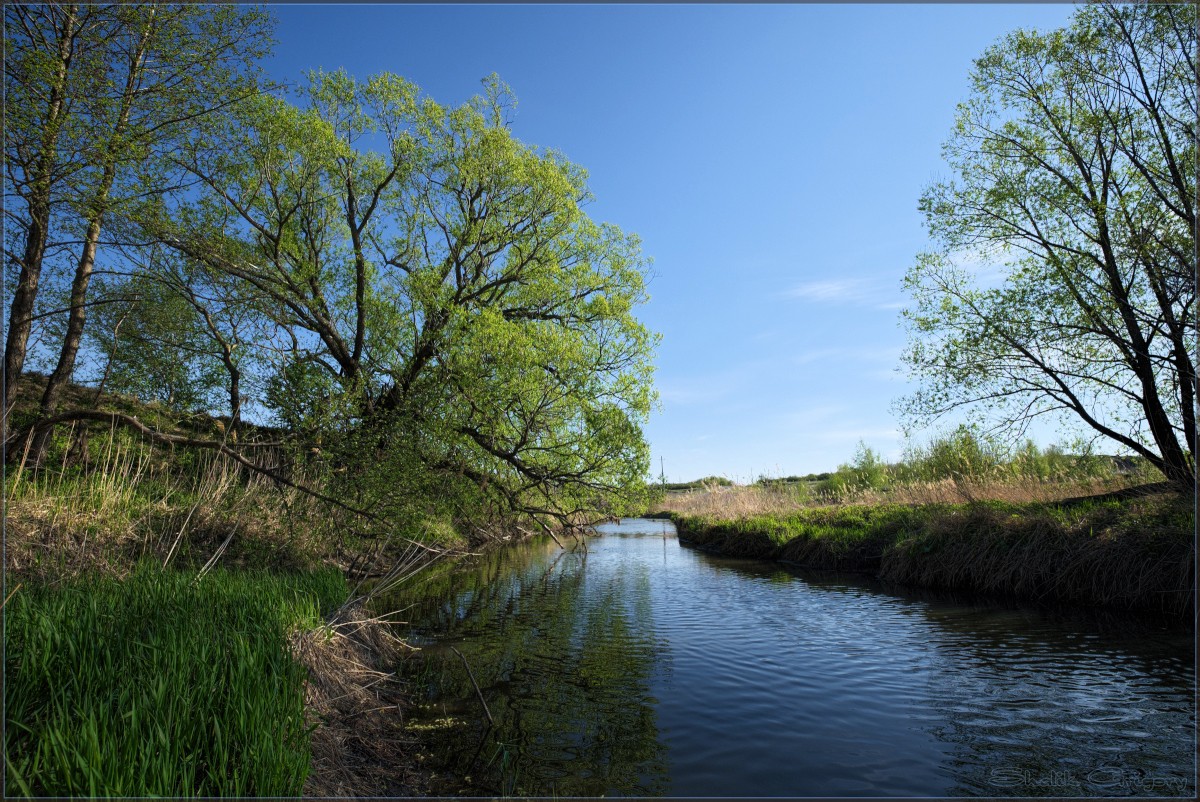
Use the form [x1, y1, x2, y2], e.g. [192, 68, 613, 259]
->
[387, 518, 1195, 797]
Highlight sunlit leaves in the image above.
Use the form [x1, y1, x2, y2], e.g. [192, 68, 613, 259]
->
[900, 2, 1195, 485]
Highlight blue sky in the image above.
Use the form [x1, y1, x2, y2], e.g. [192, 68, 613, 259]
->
[266, 2, 1082, 483]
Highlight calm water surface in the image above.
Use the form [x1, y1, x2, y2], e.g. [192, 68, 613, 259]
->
[389, 519, 1195, 797]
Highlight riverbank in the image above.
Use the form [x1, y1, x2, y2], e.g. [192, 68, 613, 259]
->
[667, 489, 1195, 617]
[3, 393, 586, 797]
[2, 559, 440, 797]
[2, 397, 452, 796]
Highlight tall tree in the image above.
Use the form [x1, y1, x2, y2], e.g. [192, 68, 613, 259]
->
[3, 4, 100, 424]
[3, 4, 272, 458]
[151, 73, 657, 532]
[900, 1, 1196, 489]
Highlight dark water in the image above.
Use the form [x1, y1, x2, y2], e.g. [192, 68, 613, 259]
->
[387, 518, 1196, 797]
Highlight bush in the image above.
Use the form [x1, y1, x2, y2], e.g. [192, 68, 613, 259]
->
[826, 441, 890, 494]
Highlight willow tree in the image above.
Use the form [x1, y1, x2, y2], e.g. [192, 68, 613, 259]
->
[149, 72, 657, 534]
[901, 1, 1196, 490]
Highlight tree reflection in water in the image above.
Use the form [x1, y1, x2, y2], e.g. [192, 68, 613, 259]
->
[383, 529, 1193, 798]
[387, 538, 669, 797]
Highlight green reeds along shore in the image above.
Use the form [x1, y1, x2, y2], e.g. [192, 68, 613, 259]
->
[4, 563, 348, 797]
[671, 493, 1195, 617]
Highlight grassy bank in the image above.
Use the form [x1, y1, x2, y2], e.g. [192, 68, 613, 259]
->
[3, 387, 448, 796]
[4, 508, 435, 798]
[4, 564, 345, 796]
[669, 491, 1195, 617]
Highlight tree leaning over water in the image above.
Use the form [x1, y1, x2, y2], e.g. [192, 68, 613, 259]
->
[901, 1, 1196, 490]
[140, 72, 657, 535]
[6, 5, 655, 535]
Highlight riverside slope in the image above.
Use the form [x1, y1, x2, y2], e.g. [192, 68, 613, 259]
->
[669, 491, 1195, 617]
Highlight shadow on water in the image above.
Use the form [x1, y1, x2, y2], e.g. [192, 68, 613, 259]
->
[384, 537, 669, 797]
[384, 519, 1195, 797]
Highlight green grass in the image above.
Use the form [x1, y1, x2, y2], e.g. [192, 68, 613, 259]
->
[4, 563, 348, 797]
[673, 493, 1195, 615]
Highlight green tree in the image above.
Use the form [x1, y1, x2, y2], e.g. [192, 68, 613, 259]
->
[900, 1, 1195, 489]
[4, 4, 272, 458]
[89, 279, 224, 412]
[897, 425, 1005, 482]
[830, 441, 889, 493]
[4, 5, 101, 423]
[150, 72, 658, 535]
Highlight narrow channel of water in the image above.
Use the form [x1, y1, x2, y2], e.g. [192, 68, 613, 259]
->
[386, 518, 1196, 797]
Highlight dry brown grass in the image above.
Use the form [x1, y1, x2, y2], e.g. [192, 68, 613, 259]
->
[654, 475, 1145, 521]
[839, 476, 1138, 505]
[293, 604, 435, 797]
[654, 480, 813, 519]
[3, 432, 355, 582]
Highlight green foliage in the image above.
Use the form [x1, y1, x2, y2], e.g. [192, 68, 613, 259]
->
[263, 358, 345, 441]
[661, 475, 734, 492]
[150, 69, 658, 535]
[899, 1, 1196, 487]
[827, 441, 891, 493]
[673, 491, 1194, 615]
[818, 429, 1124, 497]
[894, 425, 1007, 483]
[4, 564, 346, 797]
[89, 279, 225, 412]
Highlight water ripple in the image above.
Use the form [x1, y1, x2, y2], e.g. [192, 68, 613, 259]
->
[396, 519, 1195, 798]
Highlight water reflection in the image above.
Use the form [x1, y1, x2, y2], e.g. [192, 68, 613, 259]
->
[386, 537, 669, 796]
[388, 519, 1195, 797]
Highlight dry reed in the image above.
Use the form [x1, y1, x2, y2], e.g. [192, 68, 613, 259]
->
[655, 475, 1143, 521]
[293, 604, 434, 797]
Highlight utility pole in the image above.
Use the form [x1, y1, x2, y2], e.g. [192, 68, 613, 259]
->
[660, 456, 665, 488]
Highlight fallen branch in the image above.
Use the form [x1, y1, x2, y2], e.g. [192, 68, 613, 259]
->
[29, 409, 380, 522]
[450, 646, 494, 727]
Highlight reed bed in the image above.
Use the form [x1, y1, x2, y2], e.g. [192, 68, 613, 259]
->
[4, 430, 358, 582]
[880, 498, 1196, 613]
[655, 475, 1145, 521]
[295, 604, 433, 796]
[3, 564, 347, 796]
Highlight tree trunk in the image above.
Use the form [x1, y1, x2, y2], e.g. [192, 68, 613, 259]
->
[2, 6, 78, 441]
[226, 352, 241, 443]
[31, 211, 104, 460]
[4, 202, 50, 413]
[30, 15, 149, 462]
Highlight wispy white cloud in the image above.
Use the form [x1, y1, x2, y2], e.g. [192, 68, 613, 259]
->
[791, 346, 901, 366]
[656, 361, 771, 406]
[810, 427, 902, 445]
[774, 404, 847, 429]
[785, 278, 876, 304]
[783, 275, 908, 310]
